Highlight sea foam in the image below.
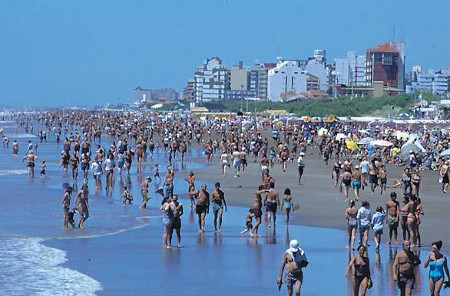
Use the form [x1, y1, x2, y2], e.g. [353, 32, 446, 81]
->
[0, 235, 102, 296]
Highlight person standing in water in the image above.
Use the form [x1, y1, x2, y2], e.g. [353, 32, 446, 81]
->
[393, 240, 421, 296]
[211, 182, 227, 233]
[170, 195, 183, 248]
[423, 241, 449, 296]
[62, 187, 73, 229]
[160, 197, 175, 248]
[23, 150, 37, 179]
[386, 192, 400, 245]
[75, 183, 89, 228]
[276, 239, 308, 296]
[345, 245, 372, 296]
[192, 184, 209, 233]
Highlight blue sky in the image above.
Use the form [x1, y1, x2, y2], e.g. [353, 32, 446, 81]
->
[0, 0, 448, 106]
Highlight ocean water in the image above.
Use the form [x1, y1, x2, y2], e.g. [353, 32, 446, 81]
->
[0, 120, 212, 295]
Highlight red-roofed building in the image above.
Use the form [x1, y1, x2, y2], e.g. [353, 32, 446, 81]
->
[365, 41, 405, 91]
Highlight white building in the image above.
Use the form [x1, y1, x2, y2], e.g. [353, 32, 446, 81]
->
[267, 58, 307, 101]
[334, 51, 366, 86]
[305, 57, 328, 91]
[194, 57, 229, 102]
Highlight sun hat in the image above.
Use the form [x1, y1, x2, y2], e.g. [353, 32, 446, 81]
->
[299, 152, 305, 156]
[289, 239, 300, 252]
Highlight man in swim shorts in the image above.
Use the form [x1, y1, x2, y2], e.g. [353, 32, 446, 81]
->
[277, 239, 308, 296]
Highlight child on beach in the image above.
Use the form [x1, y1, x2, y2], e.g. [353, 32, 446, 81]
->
[241, 209, 254, 234]
[40, 160, 48, 179]
[122, 186, 133, 205]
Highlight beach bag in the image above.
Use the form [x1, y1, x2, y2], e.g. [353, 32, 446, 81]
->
[439, 177, 443, 184]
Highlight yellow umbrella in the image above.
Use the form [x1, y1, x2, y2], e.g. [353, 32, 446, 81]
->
[346, 139, 358, 150]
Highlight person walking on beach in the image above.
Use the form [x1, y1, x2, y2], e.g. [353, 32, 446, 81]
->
[62, 187, 73, 229]
[140, 176, 152, 209]
[276, 239, 308, 296]
[357, 201, 371, 248]
[345, 245, 372, 296]
[164, 166, 174, 199]
[345, 200, 358, 250]
[265, 182, 280, 228]
[280, 188, 294, 225]
[185, 171, 196, 208]
[440, 161, 449, 194]
[297, 152, 305, 185]
[386, 192, 400, 245]
[211, 182, 227, 233]
[193, 184, 209, 233]
[423, 241, 449, 296]
[170, 194, 183, 248]
[371, 206, 387, 251]
[23, 150, 37, 179]
[352, 166, 362, 201]
[75, 183, 89, 228]
[393, 241, 421, 296]
[251, 186, 267, 237]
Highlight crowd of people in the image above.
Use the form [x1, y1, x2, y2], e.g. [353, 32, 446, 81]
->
[3, 109, 450, 296]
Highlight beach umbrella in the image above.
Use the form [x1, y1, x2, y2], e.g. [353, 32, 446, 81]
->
[440, 149, 450, 158]
[400, 143, 425, 160]
[335, 133, 347, 141]
[357, 137, 373, 145]
[346, 140, 358, 150]
[370, 140, 393, 147]
[318, 128, 328, 136]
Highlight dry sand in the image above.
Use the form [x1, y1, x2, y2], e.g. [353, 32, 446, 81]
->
[191, 146, 450, 247]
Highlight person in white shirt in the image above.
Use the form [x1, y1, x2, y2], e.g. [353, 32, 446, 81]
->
[371, 206, 387, 251]
[297, 152, 305, 185]
[357, 200, 372, 247]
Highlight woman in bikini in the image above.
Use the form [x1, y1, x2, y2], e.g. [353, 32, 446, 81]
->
[424, 241, 450, 296]
[345, 200, 358, 250]
[345, 245, 372, 296]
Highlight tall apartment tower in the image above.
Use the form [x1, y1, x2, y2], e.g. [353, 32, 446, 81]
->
[194, 57, 229, 102]
[365, 41, 405, 90]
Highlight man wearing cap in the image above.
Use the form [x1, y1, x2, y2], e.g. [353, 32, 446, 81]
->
[277, 239, 308, 296]
[297, 152, 305, 185]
